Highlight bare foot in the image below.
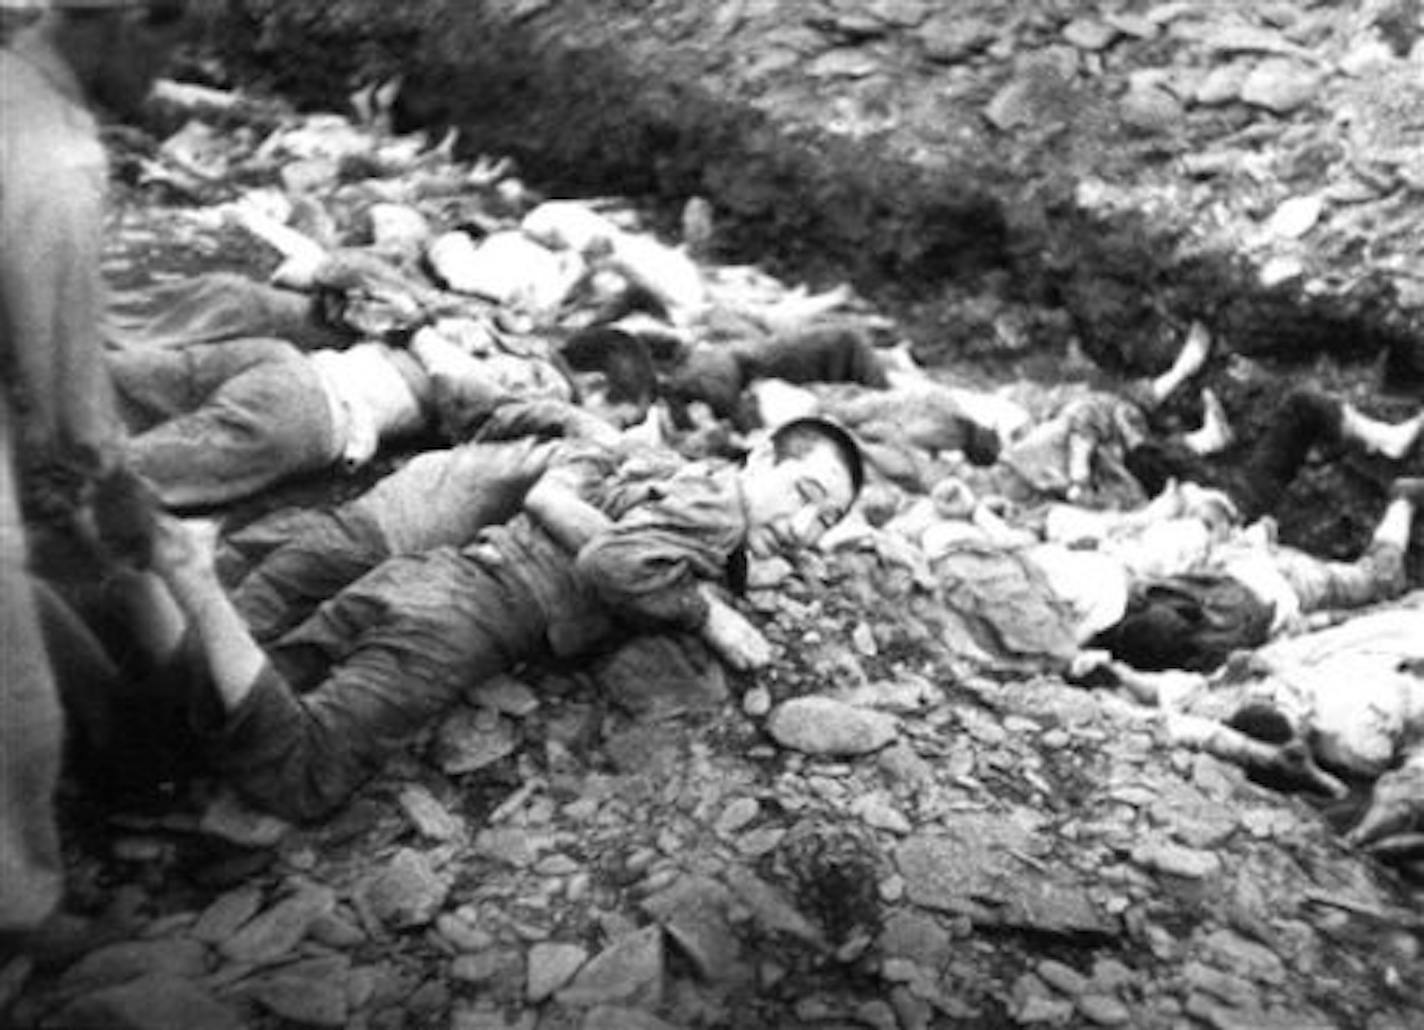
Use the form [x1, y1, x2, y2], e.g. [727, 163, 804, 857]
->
[1377, 411, 1424, 461]
[1175, 320, 1213, 378]
[1183, 388, 1234, 455]
[149, 513, 218, 584]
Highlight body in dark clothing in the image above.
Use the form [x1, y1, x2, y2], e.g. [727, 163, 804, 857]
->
[1128, 390, 1358, 521]
[665, 323, 890, 421]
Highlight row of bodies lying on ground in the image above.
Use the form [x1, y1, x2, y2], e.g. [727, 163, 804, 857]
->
[47, 74, 1424, 870]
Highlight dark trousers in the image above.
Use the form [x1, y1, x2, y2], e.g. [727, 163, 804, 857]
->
[1127, 390, 1342, 521]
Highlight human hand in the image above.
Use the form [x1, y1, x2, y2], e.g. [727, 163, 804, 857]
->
[1347, 762, 1424, 850]
[90, 466, 161, 569]
[1069, 648, 1113, 680]
[702, 598, 772, 671]
[148, 514, 225, 605]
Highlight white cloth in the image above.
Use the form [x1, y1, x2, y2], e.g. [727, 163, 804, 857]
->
[307, 343, 424, 470]
[1252, 602, 1424, 775]
[1025, 543, 1131, 644]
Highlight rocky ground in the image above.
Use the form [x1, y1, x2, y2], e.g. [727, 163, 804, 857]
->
[7, 2, 1424, 1029]
[214, 0, 1424, 564]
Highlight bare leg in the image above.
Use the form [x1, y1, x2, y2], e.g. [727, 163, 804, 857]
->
[150, 516, 268, 715]
[1377, 478, 1424, 549]
[1147, 321, 1212, 406]
[1339, 404, 1424, 460]
[1181, 388, 1234, 455]
[1167, 713, 1348, 798]
[1274, 480, 1418, 616]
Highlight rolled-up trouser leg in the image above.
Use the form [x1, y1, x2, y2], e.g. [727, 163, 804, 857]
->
[0, 408, 64, 931]
[1273, 540, 1406, 615]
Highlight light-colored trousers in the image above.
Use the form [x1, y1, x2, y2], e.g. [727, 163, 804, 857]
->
[0, 401, 63, 930]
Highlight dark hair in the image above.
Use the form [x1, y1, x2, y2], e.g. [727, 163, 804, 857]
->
[769, 417, 865, 500]
[60, 1, 187, 26]
[560, 327, 658, 407]
[1227, 703, 1296, 746]
[1092, 573, 1273, 673]
[961, 419, 1001, 467]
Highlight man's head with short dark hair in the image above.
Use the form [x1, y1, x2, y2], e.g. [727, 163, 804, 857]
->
[739, 417, 864, 558]
[769, 416, 865, 499]
[560, 326, 658, 427]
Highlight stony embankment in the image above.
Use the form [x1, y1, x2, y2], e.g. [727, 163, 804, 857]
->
[217, 0, 1424, 566]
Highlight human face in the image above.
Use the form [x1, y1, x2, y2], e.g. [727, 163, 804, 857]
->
[573, 372, 646, 429]
[741, 439, 855, 558]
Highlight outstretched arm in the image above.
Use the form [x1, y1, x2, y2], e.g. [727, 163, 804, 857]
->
[698, 586, 772, 670]
[524, 473, 613, 553]
[528, 472, 770, 667]
[150, 516, 267, 714]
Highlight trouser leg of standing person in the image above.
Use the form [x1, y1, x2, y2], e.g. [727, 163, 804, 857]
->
[35, 574, 198, 797]
[0, 405, 64, 931]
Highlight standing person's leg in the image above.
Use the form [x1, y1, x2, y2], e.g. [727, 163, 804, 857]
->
[34, 579, 124, 780]
[112, 338, 340, 507]
[0, 408, 63, 932]
[37, 562, 199, 798]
